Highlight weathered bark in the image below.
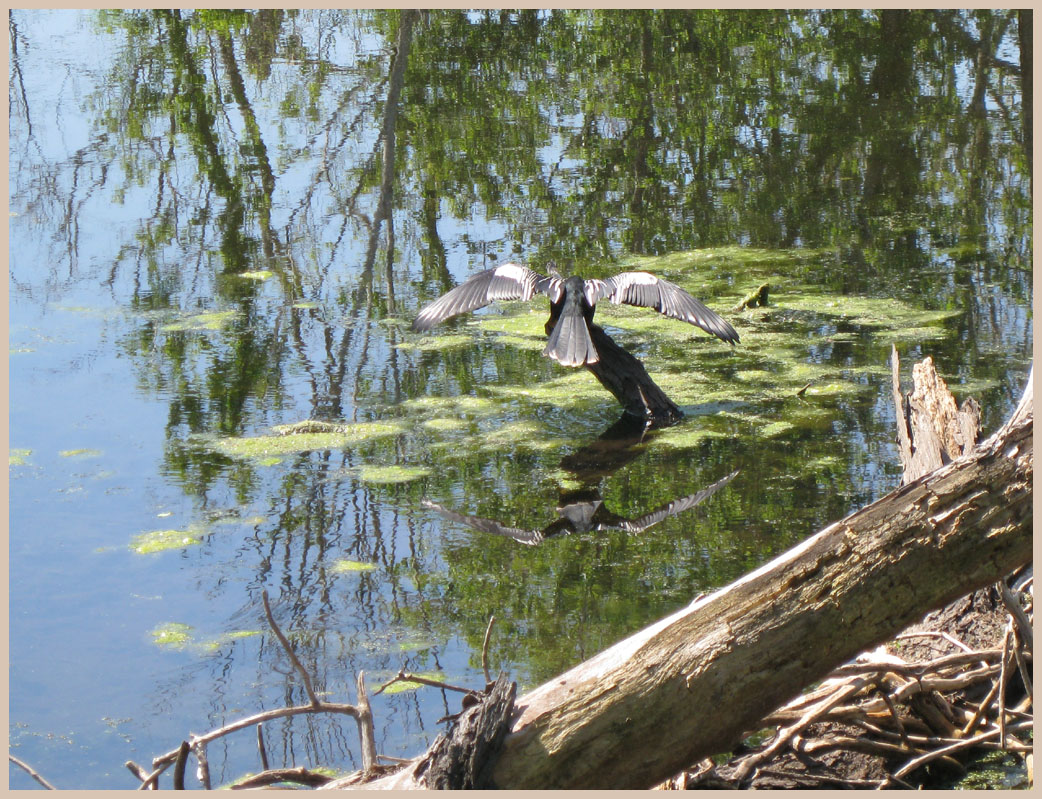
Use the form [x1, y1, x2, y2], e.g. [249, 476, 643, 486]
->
[575, 322, 683, 427]
[340, 368, 1032, 791]
[414, 673, 516, 789]
[891, 345, 981, 483]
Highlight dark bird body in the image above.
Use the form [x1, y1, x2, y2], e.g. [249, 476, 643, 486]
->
[411, 262, 739, 367]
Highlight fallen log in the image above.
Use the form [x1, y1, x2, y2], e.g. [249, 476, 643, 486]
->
[333, 364, 1032, 790]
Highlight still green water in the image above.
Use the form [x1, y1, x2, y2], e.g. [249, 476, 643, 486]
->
[8, 9, 1031, 789]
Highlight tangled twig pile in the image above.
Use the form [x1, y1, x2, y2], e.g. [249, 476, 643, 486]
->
[660, 566, 1033, 790]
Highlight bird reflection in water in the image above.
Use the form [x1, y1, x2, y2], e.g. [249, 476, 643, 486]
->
[422, 413, 738, 545]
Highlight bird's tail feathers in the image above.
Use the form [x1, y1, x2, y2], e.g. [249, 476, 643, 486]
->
[544, 310, 599, 366]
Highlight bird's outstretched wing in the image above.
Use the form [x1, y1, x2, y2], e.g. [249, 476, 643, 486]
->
[420, 498, 545, 545]
[586, 272, 740, 344]
[411, 263, 560, 332]
[613, 470, 739, 532]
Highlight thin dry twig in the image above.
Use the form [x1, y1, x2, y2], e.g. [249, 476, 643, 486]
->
[998, 622, 1011, 748]
[125, 760, 161, 790]
[896, 629, 975, 654]
[129, 761, 166, 790]
[999, 580, 1033, 651]
[354, 670, 377, 773]
[831, 648, 1003, 678]
[153, 701, 364, 768]
[229, 765, 334, 789]
[892, 721, 1033, 780]
[256, 723, 269, 771]
[1012, 642, 1033, 701]
[684, 568, 1033, 792]
[9, 753, 57, 790]
[875, 683, 911, 749]
[482, 615, 497, 684]
[753, 767, 886, 788]
[733, 676, 874, 783]
[960, 668, 1003, 737]
[150, 592, 376, 775]
[374, 669, 475, 697]
[194, 742, 211, 790]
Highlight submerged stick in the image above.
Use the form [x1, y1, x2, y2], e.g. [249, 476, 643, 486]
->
[262, 589, 320, 707]
[172, 741, 190, 790]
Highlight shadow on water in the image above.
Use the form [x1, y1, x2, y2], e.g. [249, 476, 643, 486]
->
[424, 412, 739, 545]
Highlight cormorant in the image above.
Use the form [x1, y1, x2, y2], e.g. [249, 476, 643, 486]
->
[411, 262, 739, 367]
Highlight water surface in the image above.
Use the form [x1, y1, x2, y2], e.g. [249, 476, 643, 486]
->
[8, 9, 1031, 789]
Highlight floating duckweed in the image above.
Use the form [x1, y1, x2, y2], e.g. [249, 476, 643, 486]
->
[292, 301, 320, 310]
[775, 293, 961, 330]
[735, 370, 775, 384]
[60, 448, 103, 458]
[396, 334, 474, 352]
[454, 395, 499, 413]
[760, 421, 796, 438]
[356, 465, 431, 484]
[802, 381, 862, 397]
[879, 326, 951, 343]
[484, 371, 597, 407]
[483, 420, 544, 445]
[479, 421, 568, 453]
[401, 394, 499, 419]
[655, 427, 729, 451]
[209, 421, 405, 459]
[9, 448, 32, 466]
[947, 375, 1001, 396]
[256, 456, 284, 467]
[380, 671, 447, 695]
[470, 306, 546, 335]
[396, 637, 436, 653]
[271, 419, 344, 435]
[211, 515, 266, 527]
[237, 270, 274, 281]
[495, 333, 548, 352]
[54, 305, 104, 315]
[151, 622, 194, 649]
[198, 629, 263, 651]
[807, 455, 841, 470]
[160, 310, 238, 333]
[130, 528, 203, 554]
[421, 417, 469, 433]
[331, 559, 377, 573]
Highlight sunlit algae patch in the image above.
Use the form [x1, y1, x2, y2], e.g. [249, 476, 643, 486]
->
[206, 420, 405, 460]
[130, 528, 203, 554]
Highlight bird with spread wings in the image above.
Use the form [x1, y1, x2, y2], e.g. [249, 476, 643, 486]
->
[411, 262, 739, 367]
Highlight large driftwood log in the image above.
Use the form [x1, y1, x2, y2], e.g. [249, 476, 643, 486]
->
[336, 366, 1032, 790]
